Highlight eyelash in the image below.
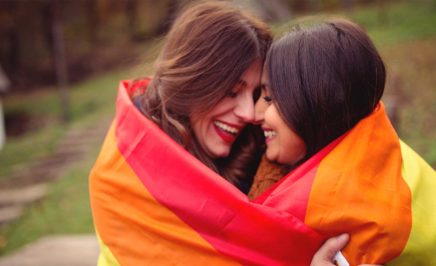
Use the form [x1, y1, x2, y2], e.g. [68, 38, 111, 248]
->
[263, 95, 272, 103]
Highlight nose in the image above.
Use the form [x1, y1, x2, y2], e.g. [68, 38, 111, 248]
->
[253, 91, 268, 125]
[253, 99, 267, 124]
[234, 94, 255, 123]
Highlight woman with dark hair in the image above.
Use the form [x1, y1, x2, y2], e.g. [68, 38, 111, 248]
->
[252, 18, 436, 265]
[90, 2, 354, 265]
[261, 19, 385, 164]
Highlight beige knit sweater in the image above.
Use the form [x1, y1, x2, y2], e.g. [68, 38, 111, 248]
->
[248, 156, 288, 200]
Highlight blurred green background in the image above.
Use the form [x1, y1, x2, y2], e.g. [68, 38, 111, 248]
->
[0, 0, 435, 256]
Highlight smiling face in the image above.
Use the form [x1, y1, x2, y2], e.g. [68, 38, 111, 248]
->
[257, 72, 307, 166]
[191, 60, 262, 159]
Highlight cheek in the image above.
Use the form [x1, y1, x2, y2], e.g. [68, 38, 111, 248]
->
[190, 115, 207, 141]
[281, 132, 306, 165]
[190, 115, 200, 134]
[255, 98, 268, 117]
[263, 105, 277, 125]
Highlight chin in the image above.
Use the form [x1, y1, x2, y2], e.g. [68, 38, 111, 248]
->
[265, 151, 277, 163]
[210, 148, 231, 159]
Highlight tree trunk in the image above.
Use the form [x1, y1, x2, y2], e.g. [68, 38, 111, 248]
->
[3, 1, 20, 85]
[126, 0, 138, 40]
[0, 65, 10, 150]
[51, 0, 70, 123]
[156, 0, 179, 35]
[87, 0, 100, 45]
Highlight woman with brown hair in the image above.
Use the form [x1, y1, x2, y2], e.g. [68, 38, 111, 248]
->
[252, 18, 435, 265]
[132, 0, 271, 193]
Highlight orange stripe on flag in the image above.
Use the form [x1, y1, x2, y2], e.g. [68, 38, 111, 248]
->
[305, 104, 412, 265]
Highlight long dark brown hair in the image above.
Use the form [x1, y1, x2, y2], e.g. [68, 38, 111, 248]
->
[135, 1, 272, 189]
[266, 19, 386, 162]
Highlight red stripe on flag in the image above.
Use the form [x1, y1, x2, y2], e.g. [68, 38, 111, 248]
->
[114, 83, 325, 265]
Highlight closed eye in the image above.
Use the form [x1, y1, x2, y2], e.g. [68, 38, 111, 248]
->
[261, 84, 273, 103]
[227, 80, 246, 98]
[263, 95, 272, 103]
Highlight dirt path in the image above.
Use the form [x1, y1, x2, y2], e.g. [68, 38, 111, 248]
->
[0, 235, 99, 266]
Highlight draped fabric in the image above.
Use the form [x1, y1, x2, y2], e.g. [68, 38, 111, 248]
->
[90, 80, 435, 265]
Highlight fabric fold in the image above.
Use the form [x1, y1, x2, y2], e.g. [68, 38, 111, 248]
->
[90, 80, 435, 266]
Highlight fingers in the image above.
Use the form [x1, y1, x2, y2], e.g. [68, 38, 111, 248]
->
[310, 234, 349, 266]
[321, 234, 350, 260]
[310, 234, 383, 266]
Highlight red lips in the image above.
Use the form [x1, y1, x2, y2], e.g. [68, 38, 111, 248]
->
[213, 121, 241, 144]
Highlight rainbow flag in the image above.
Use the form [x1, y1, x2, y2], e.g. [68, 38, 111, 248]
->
[90, 81, 435, 265]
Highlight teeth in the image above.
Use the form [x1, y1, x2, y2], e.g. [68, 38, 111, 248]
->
[264, 130, 277, 138]
[214, 121, 239, 135]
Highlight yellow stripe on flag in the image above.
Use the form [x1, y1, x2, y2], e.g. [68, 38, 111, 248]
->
[390, 141, 436, 265]
[96, 233, 120, 266]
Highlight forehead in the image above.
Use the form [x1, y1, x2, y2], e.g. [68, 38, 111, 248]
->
[238, 60, 262, 87]
[260, 69, 271, 89]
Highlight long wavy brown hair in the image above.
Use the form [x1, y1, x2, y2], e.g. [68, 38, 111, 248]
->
[135, 1, 272, 190]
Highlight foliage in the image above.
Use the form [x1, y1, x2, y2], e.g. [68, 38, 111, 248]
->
[0, 0, 173, 90]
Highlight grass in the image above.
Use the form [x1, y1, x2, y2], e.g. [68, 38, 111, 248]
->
[0, 68, 128, 180]
[0, 0, 435, 256]
[351, 0, 436, 47]
[0, 126, 64, 178]
[273, 0, 436, 46]
[382, 38, 436, 166]
[352, 0, 436, 166]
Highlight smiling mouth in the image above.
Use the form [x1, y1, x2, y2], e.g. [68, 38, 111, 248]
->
[213, 120, 241, 143]
[213, 121, 239, 135]
[263, 129, 277, 142]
